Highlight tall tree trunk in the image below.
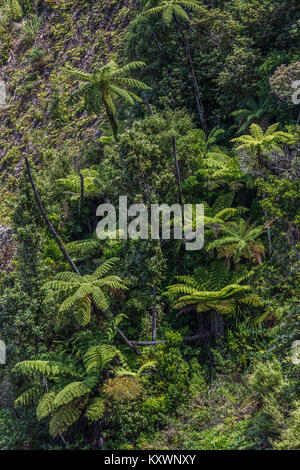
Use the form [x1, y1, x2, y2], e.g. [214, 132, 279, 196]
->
[172, 135, 183, 210]
[104, 100, 118, 141]
[24, 155, 81, 275]
[262, 193, 272, 256]
[152, 285, 157, 342]
[24, 155, 141, 356]
[173, 16, 208, 134]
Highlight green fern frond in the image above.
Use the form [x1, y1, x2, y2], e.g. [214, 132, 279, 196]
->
[85, 397, 106, 422]
[84, 345, 119, 376]
[15, 386, 42, 407]
[49, 402, 83, 437]
[105, 313, 127, 343]
[94, 258, 119, 278]
[54, 382, 91, 408]
[37, 392, 56, 420]
[74, 297, 92, 327]
[67, 239, 101, 260]
[13, 361, 67, 378]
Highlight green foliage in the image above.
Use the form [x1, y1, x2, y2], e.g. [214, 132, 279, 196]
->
[141, 0, 205, 26]
[0, 0, 299, 452]
[232, 123, 293, 166]
[64, 61, 150, 139]
[43, 258, 126, 328]
[13, 341, 123, 437]
[207, 218, 265, 265]
[165, 261, 263, 316]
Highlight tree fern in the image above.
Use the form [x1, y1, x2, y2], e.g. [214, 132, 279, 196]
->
[14, 341, 126, 437]
[43, 258, 126, 328]
[65, 61, 150, 140]
[165, 260, 263, 318]
[207, 218, 265, 265]
[141, 0, 204, 26]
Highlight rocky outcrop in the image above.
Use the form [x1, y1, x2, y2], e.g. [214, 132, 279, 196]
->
[0, 225, 15, 271]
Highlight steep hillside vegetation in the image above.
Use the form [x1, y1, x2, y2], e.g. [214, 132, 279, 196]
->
[0, 0, 299, 451]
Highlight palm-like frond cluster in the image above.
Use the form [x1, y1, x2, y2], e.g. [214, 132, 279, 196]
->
[57, 169, 102, 200]
[13, 344, 120, 436]
[141, 0, 205, 25]
[13, 327, 156, 436]
[207, 218, 265, 265]
[65, 61, 150, 139]
[165, 261, 263, 316]
[43, 258, 126, 328]
[232, 123, 293, 157]
[231, 98, 272, 134]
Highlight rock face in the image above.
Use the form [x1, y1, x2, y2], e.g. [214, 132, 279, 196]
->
[291, 340, 300, 365]
[0, 80, 5, 108]
[0, 225, 15, 271]
[0, 340, 6, 365]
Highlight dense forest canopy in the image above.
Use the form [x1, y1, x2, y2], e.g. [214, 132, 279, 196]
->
[0, 0, 299, 451]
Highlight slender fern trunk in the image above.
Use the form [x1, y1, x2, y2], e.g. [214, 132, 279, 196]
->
[103, 99, 118, 141]
[172, 135, 183, 209]
[24, 156, 141, 356]
[173, 16, 207, 134]
[24, 155, 81, 275]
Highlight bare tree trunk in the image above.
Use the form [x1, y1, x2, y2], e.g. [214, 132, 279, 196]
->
[262, 193, 272, 256]
[172, 135, 183, 210]
[24, 155, 80, 275]
[152, 285, 157, 341]
[130, 332, 209, 346]
[24, 155, 141, 356]
[173, 16, 208, 134]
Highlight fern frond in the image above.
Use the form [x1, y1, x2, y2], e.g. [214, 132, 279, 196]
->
[91, 286, 109, 311]
[13, 361, 67, 378]
[75, 297, 92, 327]
[54, 382, 91, 408]
[49, 402, 83, 437]
[93, 258, 119, 278]
[105, 313, 127, 343]
[84, 345, 118, 377]
[85, 397, 106, 422]
[15, 386, 42, 407]
[37, 392, 56, 420]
